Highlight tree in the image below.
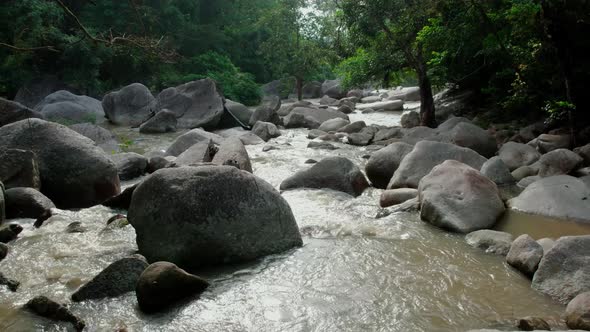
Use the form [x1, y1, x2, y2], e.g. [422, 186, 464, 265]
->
[259, 0, 330, 100]
[340, 0, 438, 127]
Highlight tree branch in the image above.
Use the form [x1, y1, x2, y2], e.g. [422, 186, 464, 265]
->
[0, 42, 59, 53]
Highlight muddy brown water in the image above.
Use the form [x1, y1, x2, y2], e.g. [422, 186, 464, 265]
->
[0, 109, 587, 331]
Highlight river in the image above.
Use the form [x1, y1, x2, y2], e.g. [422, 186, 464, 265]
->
[0, 108, 575, 331]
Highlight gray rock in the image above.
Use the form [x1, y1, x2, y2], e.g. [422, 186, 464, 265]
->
[249, 104, 281, 127]
[536, 149, 583, 177]
[399, 126, 438, 145]
[0, 224, 23, 243]
[516, 317, 551, 331]
[532, 235, 590, 303]
[337, 104, 354, 114]
[536, 134, 570, 153]
[156, 79, 224, 129]
[239, 133, 265, 146]
[0, 97, 43, 127]
[307, 129, 327, 139]
[102, 83, 155, 126]
[101, 184, 137, 210]
[14, 75, 74, 108]
[361, 96, 382, 103]
[318, 118, 350, 132]
[35, 90, 105, 125]
[374, 127, 403, 142]
[212, 137, 253, 173]
[338, 121, 366, 134]
[174, 140, 216, 166]
[165, 128, 223, 156]
[389, 87, 421, 101]
[5, 188, 55, 219]
[507, 234, 544, 277]
[252, 121, 281, 142]
[440, 122, 498, 158]
[499, 142, 541, 171]
[380, 189, 418, 208]
[25, 296, 85, 331]
[299, 81, 322, 99]
[308, 141, 339, 150]
[72, 255, 148, 302]
[65, 221, 86, 233]
[509, 175, 590, 223]
[512, 165, 539, 181]
[139, 109, 177, 133]
[320, 95, 338, 106]
[0, 149, 41, 190]
[280, 157, 369, 197]
[419, 160, 505, 233]
[466, 230, 514, 256]
[277, 101, 311, 117]
[111, 152, 148, 181]
[0, 272, 19, 291]
[147, 156, 172, 173]
[566, 292, 590, 330]
[401, 111, 420, 128]
[348, 127, 375, 146]
[356, 100, 403, 111]
[128, 166, 302, 269]
[0, 243, 7, 262]
[517, 175, 541, 189]
[284, 107, 348, 129]
[537, 238, 555, 253]
[436, 116, 472, 132]
[481, 157, 515, 185]
[347, 89, 363, 99]
[388, 141, 488, 189]
[69, 123, 120, 153]
[0, 119, 120, 208]
[219, 100, 253, 128]
[136, 262, 209, 314]
[321, 80, 345, 99]
[575, 144, 590, 166]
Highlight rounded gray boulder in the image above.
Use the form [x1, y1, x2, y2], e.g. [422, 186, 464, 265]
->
[5, 187, 55, 219]
[506, 234, 544, 277]
[102, 83, 156, 126]
[365, 142, 413, 189]
[128, 166, 302, 269]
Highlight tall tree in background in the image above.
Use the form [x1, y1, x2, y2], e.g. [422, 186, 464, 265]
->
[259, 0, 328, 100]
[341, 0, 437, 127]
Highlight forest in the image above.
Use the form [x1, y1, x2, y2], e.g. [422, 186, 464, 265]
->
[1, 0, 589, 130]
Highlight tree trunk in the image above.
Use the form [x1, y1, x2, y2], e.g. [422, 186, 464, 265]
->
[415, 52, 436, 128]
[296, 76, 303, 101]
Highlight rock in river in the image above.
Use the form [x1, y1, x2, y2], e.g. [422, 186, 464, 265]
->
[5, 187, 55, 219]
[102, 83, 155, 126]
[365, 142, 413, 189]
[35, 90, 105, 124]
[25, 296, 85, 332]
[69, 123, 120, 153]
[211, 137, 253, 173]
[0, 149, 41, 190]
[0, 119, 120, 209]
[72, 255, 148, 302]
[389, 141, 488, 189]
[139, 109, 178, 134]
[128, 166, 302, 269]
[506, 234, 544, 277]
[532, 235, 590, 304]
[111, 152, 148, 181]
[566, 292, 590, 330]
[156, 78, 225, 129]
[136, 262, 209, 314]
[466, 230, 514, 256]
[165, 128, 223, 157]
[280, 157, 369, 197]
[419, 160, 505, 233]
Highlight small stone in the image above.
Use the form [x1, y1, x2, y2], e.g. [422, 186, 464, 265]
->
[0, 272, 19, 291]
[25, 296, 85, 331]
[0, 224, 23, 243]
[0, 243, 8, 261]
[466, 230, 514, 256]
[34, 209, 53, 228]
[65, 222, 86, 234]
[516, 316, 551, 331]
[305, 159, 318, 164]
[308, 141, 339, 150]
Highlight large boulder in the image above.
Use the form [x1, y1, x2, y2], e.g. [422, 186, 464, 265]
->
[356, 100, 403, 112]
[499, 142, 541, 171]
[0, 98, 43, 127]
[283, 107, 348, 129]
[165, 128, 223, 156]
[575, 144, 590, 166]
[139, 110, 177, 134]
[102, 83, 155, 126]
[419, 160, 505, 233]
[532, 235, 590, 303]
[69, 123, 120, 153]
[211, 137, 253, 173]
[508, 175, 590, 223]
[72, 255, 148, 302]
[128, 166, 302, 269]
[536, 149, 583, 177]
[480, 157, 515, 185]
[401, 111, 420, 128]
[14, 75, 75, 108]
[5, 187, 55, 219]
[0, 149, 41, 190]
[156, 79, 225, 129]
[506, 234, 544, 277]
[321, 80, 345, 99]
[338, 121, 366, 134]
[111, 153, 148, 181]
[389, 87, 421, 102]
[566, 292, 590, 330]
[318, 118, 350, 132]
[219, 100, 253, 128]
[348, 127, 376, 146]
[249, 98, 281, 127]
[388, 141, 488, 189]
[136, 262, 209, 314]
[173, 140, 216, 166]
[465, 230, 514, 256]
[252, 121, 281, 142]
[35, 90, 105, 125]
[536, 134, 571, 153]
[0, 119, 120, 208]
[440, 122, 498, 158]
[399, 126, 438, 145]
[280, 157, 369, 197]
[365, 142, 413, 189]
